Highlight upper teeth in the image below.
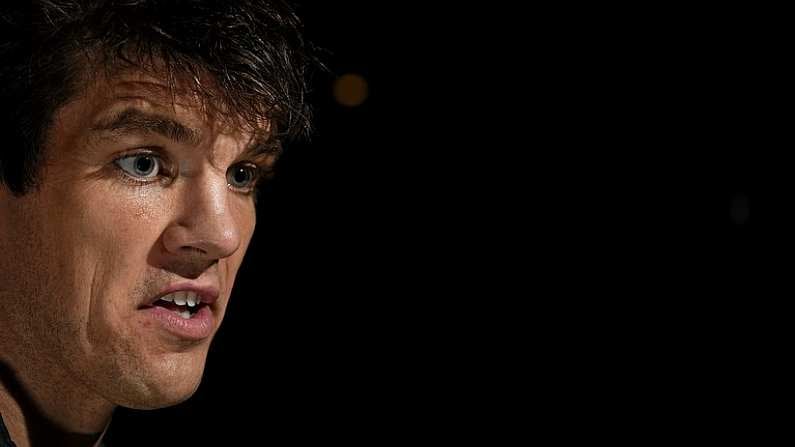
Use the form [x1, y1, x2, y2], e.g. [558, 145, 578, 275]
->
[160, 291, 200, 307]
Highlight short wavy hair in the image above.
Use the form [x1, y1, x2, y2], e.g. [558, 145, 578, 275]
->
[0, 0, 313, 195]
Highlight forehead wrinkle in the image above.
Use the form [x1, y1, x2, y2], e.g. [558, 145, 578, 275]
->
[104, 75, 275, 147]
[111, 78, 199, 105]
[110, 77, 231, 128]
[90, 107, 204, 147]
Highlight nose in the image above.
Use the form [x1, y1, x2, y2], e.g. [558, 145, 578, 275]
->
[161, 173, 242, 266]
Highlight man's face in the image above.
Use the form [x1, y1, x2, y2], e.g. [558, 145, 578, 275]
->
[0, 69, 267, 409]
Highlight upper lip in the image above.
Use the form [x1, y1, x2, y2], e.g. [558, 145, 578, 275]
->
[142, 283, 220, 308]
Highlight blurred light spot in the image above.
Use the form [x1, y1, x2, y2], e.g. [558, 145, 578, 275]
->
[730, 194, 749, 225]
[333, 73, 369, 107]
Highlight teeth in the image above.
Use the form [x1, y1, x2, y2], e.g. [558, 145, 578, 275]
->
[157, 291, 202, 309]
[174, 291, 187, 306]
[178, 310, 191, 319]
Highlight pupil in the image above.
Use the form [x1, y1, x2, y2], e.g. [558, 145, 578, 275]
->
[135, 156, 154, 174]
[234, 168, 249, 184]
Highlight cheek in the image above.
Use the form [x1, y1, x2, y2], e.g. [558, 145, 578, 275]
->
[50, 187, 170, 313]
[84, 189, 169, 284]
[81, 186, 170, 251]
[0, 196, 111, 357]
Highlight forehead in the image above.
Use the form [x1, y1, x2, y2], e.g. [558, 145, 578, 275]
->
[47, 67, 276, 160]
[83, 68, 270, 136]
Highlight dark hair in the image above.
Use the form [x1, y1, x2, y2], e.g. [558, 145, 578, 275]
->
[0, 0, 313, 195]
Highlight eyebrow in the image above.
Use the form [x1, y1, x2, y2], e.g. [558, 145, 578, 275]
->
[90, 107, 281, 162]
[91, 108, 203, 146]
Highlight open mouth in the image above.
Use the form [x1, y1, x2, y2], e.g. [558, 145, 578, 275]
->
[150, 291, 206, 319]
[138, 287, 218, 340]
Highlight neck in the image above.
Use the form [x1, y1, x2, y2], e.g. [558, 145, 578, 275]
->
[0, 358, 113, 447]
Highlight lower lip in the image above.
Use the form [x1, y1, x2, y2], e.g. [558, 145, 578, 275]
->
[140, 305, 215, 340]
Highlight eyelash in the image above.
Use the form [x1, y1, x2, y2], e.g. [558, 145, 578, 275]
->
[112, 150, 266, 195]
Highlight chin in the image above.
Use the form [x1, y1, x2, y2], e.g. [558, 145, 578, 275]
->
[111, 353, 207, 410]
[117, 374, 203, 410]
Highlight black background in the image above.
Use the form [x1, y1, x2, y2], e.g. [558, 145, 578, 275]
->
[104, 2, 483, 445]
[101, 2, 768, 444]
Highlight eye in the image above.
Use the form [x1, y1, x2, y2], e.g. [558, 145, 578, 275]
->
[227, 163, 260, 191]
[114, 153, 163, 180]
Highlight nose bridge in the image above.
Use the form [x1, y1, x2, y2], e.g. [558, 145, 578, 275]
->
[168, 171, 241, 259]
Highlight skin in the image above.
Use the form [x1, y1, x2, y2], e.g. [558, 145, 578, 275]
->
[0, 67, 272, 446]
